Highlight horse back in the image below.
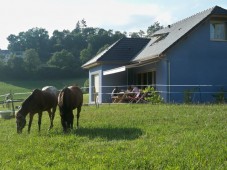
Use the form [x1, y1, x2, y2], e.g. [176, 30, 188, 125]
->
[58, 86, 83, 110]
[68, 86, 83, 108]
[21, 89, 57, 113]
[42, 86, 59, 98]
[41, 90, 58, 110]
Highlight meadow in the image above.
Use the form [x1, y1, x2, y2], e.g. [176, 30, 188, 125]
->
[0, 80, 226, 169]
[0, 104, 226, 169]
[0, 78, 88, 104]
[0, 78, 86, 94]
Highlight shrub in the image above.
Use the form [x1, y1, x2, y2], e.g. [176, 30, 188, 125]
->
[183, 89, 193, 104]
[212, 87, 226, 104]
[143, 86, 163, 104]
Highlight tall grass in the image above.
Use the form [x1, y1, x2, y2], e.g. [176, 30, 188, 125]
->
[0, 104, 226, 169]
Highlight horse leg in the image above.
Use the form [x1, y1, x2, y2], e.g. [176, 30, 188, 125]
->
[76, 107, 81, 128]
[38, 112, 42, 132]
[70, 112, 74, 129]
[52, 106, 56, 127]
[28, 113, 34, 133]
[48, 108, 55, 130]
[47, 110, 53, 130]
[61, 117, 67, 133]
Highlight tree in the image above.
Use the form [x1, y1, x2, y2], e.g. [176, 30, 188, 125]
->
[80, 44, 93, 64]
[0, 54, 6, 66]
[129, 32, 140, 38]
[50, 30, 70, 52]
[7, 34, 26, 52]
[74, 21, 81, 34]
[146, 21, 164, 37]
[129, 30, 145, 38]
[81, 19, 87, 28]
[48, 49, 77, 69]
[7, 28, 50, 62]
[138, 30, 145, 37]
[23, 49, 41, 72]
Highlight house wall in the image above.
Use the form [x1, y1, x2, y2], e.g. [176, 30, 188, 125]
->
[88, 17, 227, 104]
[102, 66, 128, 103]
[156, 59, 169, 102]
[89, 66, 102, 104]
[89, 64, 127, 103]
[129, 61, 169, 102]
[166, 18, 227, 103]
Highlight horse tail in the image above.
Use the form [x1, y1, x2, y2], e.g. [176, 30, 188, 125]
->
[61, 87, 72, 110]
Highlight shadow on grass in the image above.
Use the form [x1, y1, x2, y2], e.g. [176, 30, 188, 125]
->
[75, 127, 143, 140]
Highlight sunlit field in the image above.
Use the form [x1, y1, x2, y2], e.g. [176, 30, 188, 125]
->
[0, 104, 226, 169]
[0, 79, 87, 105]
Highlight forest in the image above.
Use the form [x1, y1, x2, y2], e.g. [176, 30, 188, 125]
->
[0, 20, 163, 80]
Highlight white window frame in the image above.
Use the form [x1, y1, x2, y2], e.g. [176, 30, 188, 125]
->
[210, 21, 227, 41]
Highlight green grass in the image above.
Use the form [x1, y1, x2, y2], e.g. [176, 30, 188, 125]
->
[0, 78, 86, 94]
[0, 78, 87, 105]
[0, 104, 226, 169]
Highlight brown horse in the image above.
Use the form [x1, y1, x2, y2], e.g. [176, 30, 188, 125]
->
[16, 88, 58, 134]
[58, 86, 83, 132]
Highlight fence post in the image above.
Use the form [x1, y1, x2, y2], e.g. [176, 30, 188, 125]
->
[10, 91, 15, 117]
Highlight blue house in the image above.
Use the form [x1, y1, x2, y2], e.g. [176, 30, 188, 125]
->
[82, 6, 227, 104]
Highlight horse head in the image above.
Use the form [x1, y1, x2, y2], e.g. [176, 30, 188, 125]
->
[16, 111, 26, 134]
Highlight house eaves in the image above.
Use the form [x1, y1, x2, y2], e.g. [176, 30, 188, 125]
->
[103, 57, 162, 76]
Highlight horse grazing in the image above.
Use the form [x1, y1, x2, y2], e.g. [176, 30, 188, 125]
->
[16, 88, 58, 134]
[58, 86, 83, 132]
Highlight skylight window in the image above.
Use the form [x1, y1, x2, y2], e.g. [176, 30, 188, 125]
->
[150, 33, 168, 46]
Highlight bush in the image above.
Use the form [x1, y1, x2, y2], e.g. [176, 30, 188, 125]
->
[183, 89, 193, 104]
[143, 86, 163, 104]
[212, 88, 226, 104]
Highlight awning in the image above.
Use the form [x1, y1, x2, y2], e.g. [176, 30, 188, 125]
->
[103, 66, 126, 75]
[103, 59, 160, 76]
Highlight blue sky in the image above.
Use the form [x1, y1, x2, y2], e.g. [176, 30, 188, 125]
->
[0, 0, 227, 49]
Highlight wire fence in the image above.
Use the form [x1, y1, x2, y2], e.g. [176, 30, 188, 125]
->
[89, 84, 227, 103]
[1, 84, 227, 106]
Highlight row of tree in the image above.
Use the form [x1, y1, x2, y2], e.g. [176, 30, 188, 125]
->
[0, 20, 163, 80]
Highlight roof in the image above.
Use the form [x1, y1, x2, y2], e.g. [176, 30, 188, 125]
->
[133, 6, 227, 62]
[82, 37, 150, 69]
[82, 6, 227, 69]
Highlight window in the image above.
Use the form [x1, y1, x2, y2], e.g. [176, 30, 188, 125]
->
[150, 33, 168, 46]
[210, 22, 227, 40]
[137, 71, 156, 89]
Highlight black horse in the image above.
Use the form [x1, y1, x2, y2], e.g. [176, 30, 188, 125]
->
[16, 88, 57, 134]
[58, 86, 83, 132]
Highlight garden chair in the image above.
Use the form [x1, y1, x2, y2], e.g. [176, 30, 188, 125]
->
[135, 92, 148, 103]
[129, 92, 141, 103]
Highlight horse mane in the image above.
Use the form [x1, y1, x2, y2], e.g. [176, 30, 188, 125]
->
[21, 89, 41, 107]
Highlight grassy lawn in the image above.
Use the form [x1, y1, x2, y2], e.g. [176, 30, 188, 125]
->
[0, 104, 226, 169]
[0, 78, 86, 94]
[0, 78, 87, 103]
